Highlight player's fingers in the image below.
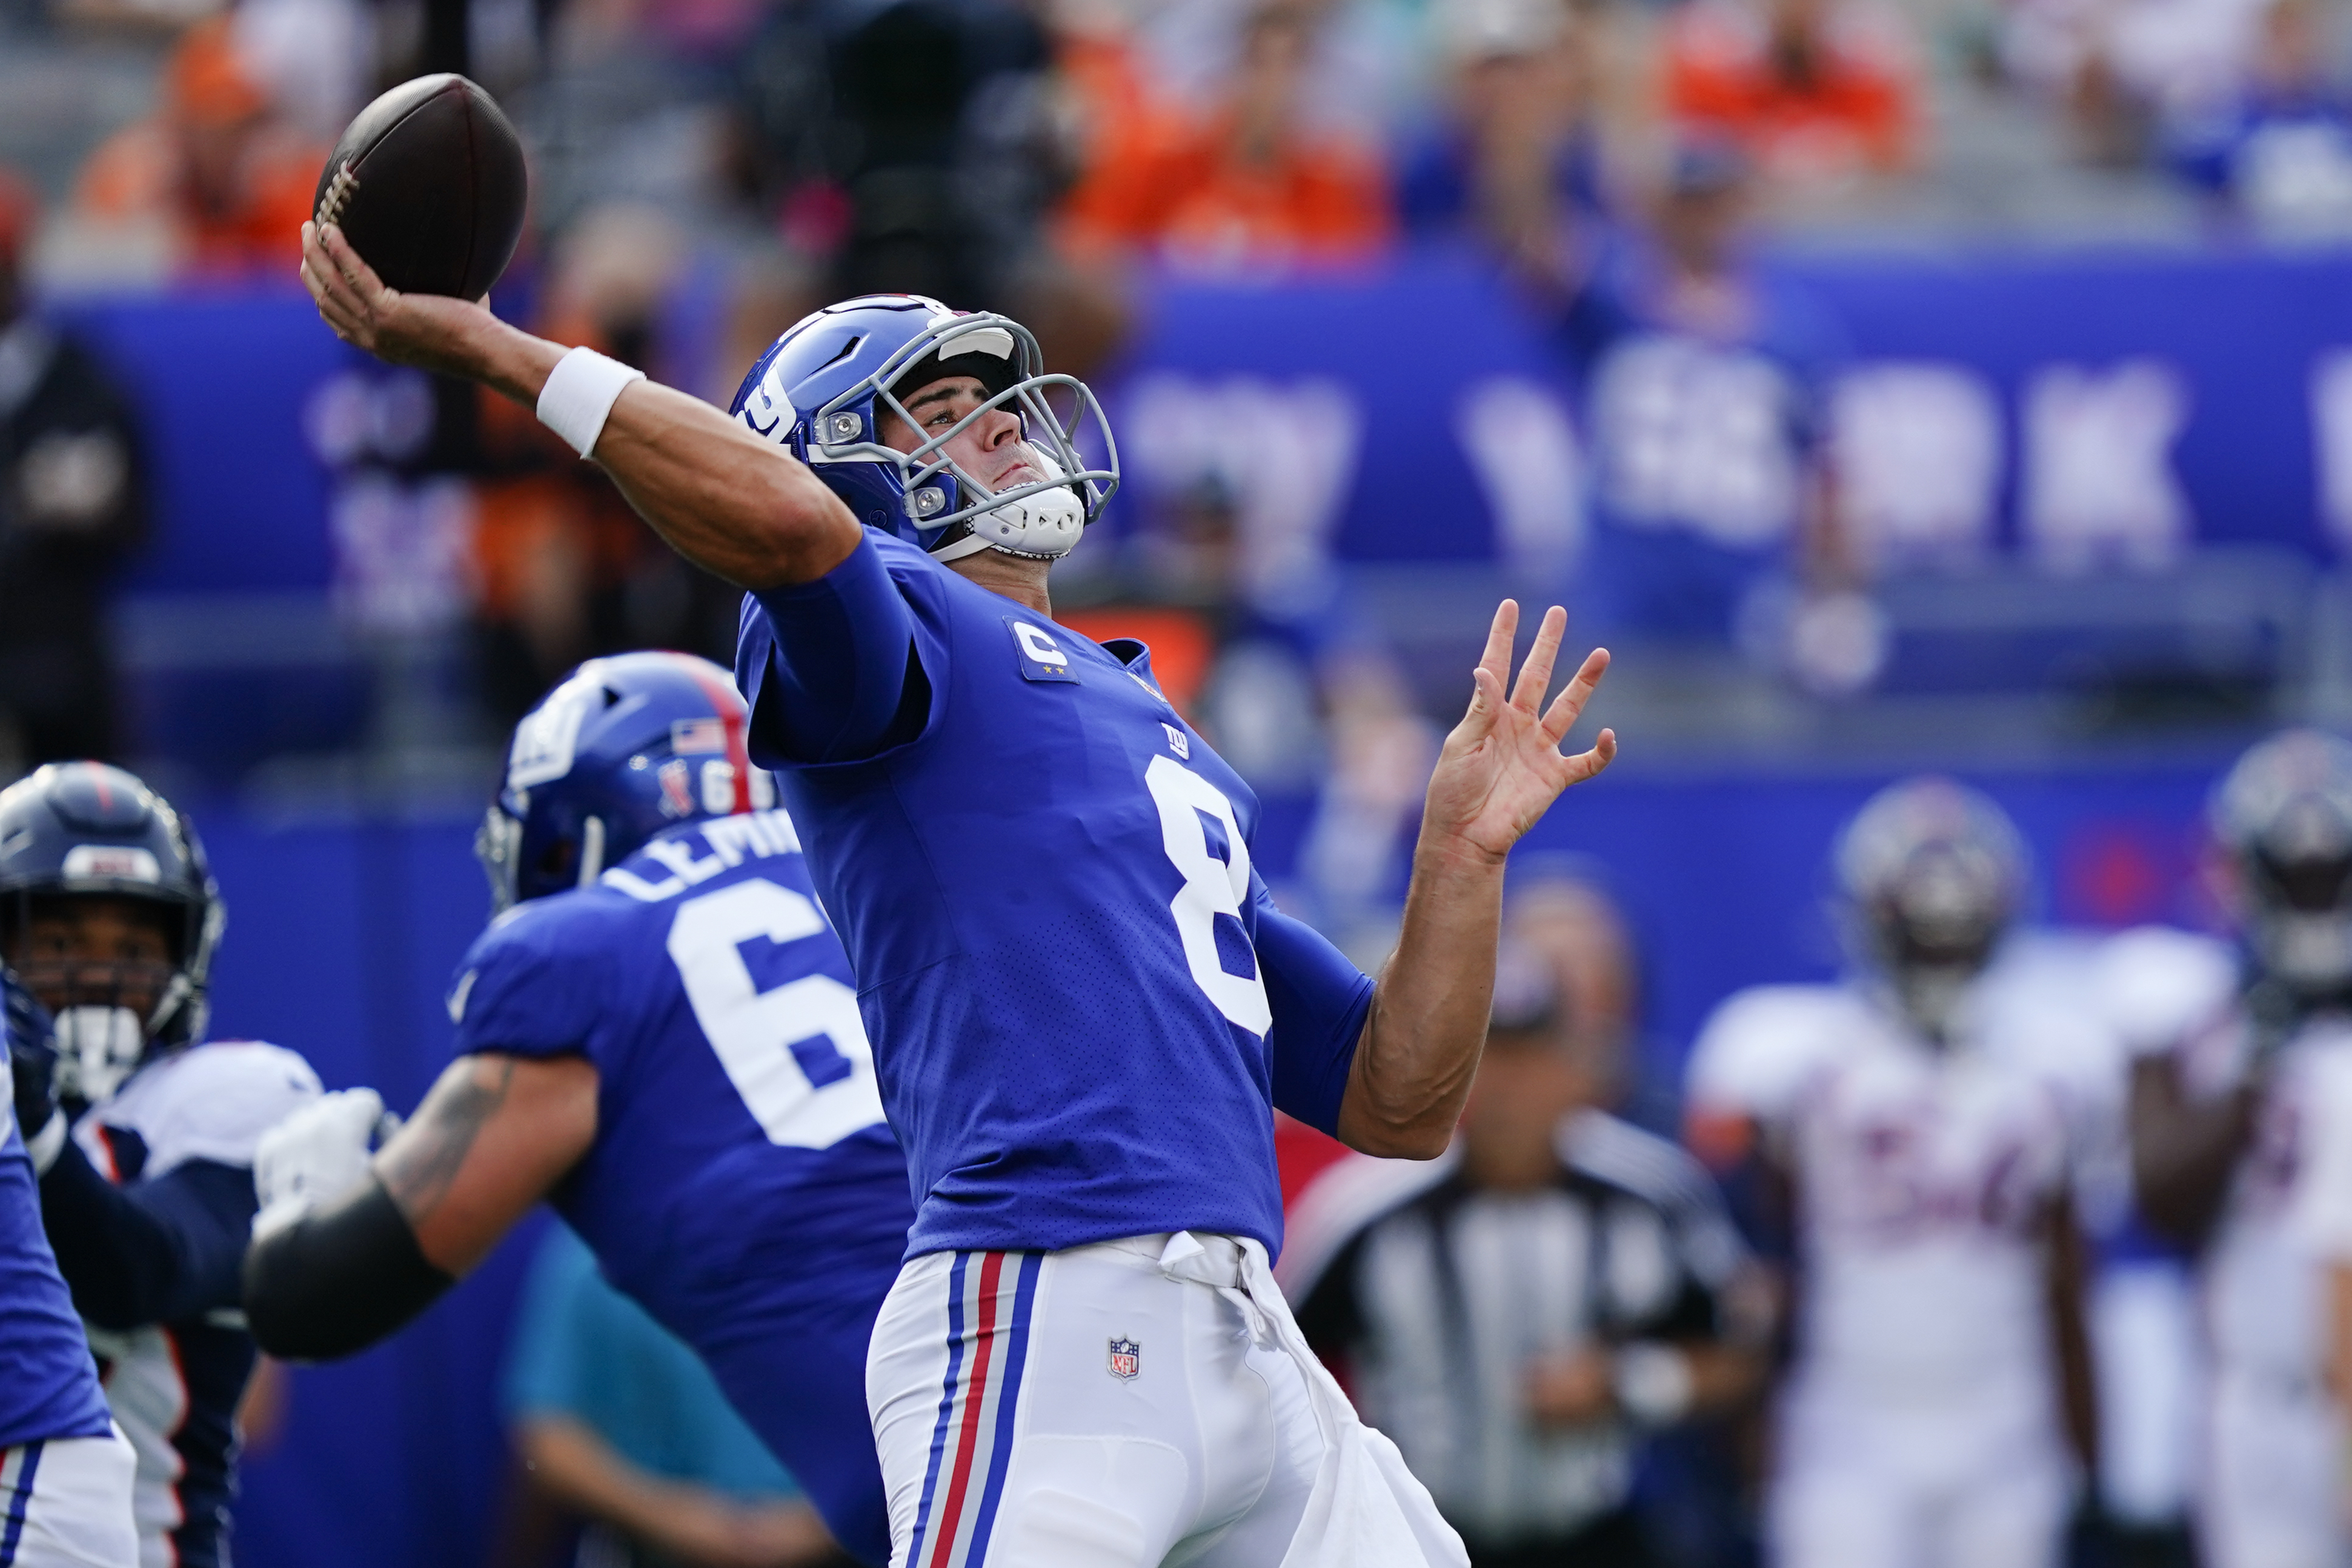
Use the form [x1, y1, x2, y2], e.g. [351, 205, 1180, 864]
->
[320, 222, 390, 302]
[1540, 646, 1610, 746]
[1452, 664, 1504, 746]
[1559, 728, 1617, 785]
[1509, 605, 1567, 713]
[1477, 599, 1519, 691]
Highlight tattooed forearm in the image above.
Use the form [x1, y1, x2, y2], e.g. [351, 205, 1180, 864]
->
[377, 1056, 517, 1226]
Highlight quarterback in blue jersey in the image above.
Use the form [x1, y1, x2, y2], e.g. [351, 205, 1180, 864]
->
[0, 973, 138, 1568]
[242, 653, 913, 1565]
[304, 222, 1615, 1568]
[4, 764, 318, 1568]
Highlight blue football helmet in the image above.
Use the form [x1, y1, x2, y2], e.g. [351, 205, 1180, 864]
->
[0, 762, 224, 1103]
[476, 651, 777, 914]
[728, 294, 1118, 562]
[1835, 777, 2028, 1037]
[2213, 728, 2352, 992]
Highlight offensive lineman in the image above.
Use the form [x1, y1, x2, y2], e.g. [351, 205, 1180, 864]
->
[300, 221, 1614, 1567]
[1, 763, 321, 1568]
[1684, 778, 2098, 1568]
[241, 653, 913, 1564]
[2124, 729, 2352, 1568]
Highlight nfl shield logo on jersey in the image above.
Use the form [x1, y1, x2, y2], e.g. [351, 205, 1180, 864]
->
[1108, 1337, 1140, 1381]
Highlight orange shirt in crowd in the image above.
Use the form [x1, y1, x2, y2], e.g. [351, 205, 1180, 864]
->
[1062, 111, 1394, 270]
[1056, 25, 1393, 271]
[73, 16, 321, 278]
[1664, 0, 1918, 181]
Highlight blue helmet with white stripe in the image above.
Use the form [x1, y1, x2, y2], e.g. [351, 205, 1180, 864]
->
[728, 294, 1118, 563]
[476, 651, 775, 914]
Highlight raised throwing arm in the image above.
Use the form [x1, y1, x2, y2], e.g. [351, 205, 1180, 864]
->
[1337, 603, 1615, 1158]
[299, 222, 859, 590]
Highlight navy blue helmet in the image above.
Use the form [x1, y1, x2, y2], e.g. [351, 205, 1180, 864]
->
[728, 294, 1118, 563]
[477, 651, 776, 914]
[0, 762, 224, 1100]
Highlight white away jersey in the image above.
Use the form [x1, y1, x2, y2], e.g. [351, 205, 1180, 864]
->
[1687, 978, 2079, 1421]
[73, 1041, 319, 1568]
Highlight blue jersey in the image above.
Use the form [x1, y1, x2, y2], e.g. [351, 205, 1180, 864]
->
[737, 531, 1375, 1261]
[0, 1100, 113, 1454]
[448, 814, 914, 1566]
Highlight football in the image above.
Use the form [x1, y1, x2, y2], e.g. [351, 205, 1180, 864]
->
[311, 73, 527, 301]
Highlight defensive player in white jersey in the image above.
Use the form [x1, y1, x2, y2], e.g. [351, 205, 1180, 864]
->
[1684, 778, 2096, 1568]
[1, 764, 319, 1568]
[299, 222, 1615, 1568]
[2125, 729, 2352, 1568]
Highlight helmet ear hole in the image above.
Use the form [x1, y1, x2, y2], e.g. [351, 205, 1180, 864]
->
[535, 837, 577, 885]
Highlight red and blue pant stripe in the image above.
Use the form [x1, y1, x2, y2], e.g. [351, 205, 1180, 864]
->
[0, 1442, 44, 1568]
[905, 1252, 1041, 1568]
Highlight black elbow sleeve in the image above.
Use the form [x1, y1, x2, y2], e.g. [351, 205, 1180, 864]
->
[241, 1175, 455, 1361]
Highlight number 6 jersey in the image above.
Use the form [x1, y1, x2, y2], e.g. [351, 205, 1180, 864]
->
[737, 529, 1375, 1262]
[446, 811, 914, 1562]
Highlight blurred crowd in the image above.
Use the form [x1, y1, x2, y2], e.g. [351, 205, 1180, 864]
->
[0, 0, 2342, 782]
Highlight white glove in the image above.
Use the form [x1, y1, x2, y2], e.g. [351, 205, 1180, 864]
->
[252, 1088, 398, 1240]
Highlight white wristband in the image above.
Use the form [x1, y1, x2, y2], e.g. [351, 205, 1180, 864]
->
[536, 346, 645, 459]
[1612, 1341, 1695, 1427]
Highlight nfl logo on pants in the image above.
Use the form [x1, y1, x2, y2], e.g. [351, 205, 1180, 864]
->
[1108, 1337, 1140, 1381]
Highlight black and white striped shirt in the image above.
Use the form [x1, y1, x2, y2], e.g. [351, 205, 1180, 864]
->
[1284, 1111, 1749, 1546]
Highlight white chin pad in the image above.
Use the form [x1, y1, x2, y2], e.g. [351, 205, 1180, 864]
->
[56, 1005, 145, 1105]
[959, 451, 1086, 559]
[967, 487, 1085, 557]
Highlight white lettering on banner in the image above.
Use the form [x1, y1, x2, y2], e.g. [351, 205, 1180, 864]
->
[1590, 335, 1800, 548]
[2310, 350, 2352, 551]
[668, 879, 885, 1148]
[1144, 756, 1271, 1034]
[1121, 374, 1361, 612]
[1830, 364, 2003, 568]
[2022, 359, 2191, 571]
[1454, 377, 1585, 579]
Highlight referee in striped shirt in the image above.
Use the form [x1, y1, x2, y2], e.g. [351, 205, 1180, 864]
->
[1284, 943, 1767, 1567]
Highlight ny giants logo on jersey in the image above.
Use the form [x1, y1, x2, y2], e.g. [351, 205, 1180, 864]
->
[1108, 1337, 1140, 1381]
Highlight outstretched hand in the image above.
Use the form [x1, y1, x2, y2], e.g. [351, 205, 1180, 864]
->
[299, 221, 496, 381]
[1421, 601, 1615, 862]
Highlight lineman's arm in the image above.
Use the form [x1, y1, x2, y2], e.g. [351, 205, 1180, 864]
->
[299, 222, 859, 590]
[2042, 1188, 2099, 1473]
[243, 1054, 596, 1358]
[2127, 1053, 2255, 1250]
[1337, 603, 1614, 1158]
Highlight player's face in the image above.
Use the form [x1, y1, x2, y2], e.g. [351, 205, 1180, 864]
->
[880, 374, 1044, 495]
[1461, 1030, 1597, 1191]
[7, 895, 176, 1020]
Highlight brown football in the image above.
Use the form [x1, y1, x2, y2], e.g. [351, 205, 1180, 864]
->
[311, 74, 527, 300]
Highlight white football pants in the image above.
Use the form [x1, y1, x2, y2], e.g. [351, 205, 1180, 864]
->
[868, 1231, 1467, 1568]
[0, 1427, 138, 1568]
[2202, 1370, 2352, 1568]
[1767, 1387, 2070, 1568]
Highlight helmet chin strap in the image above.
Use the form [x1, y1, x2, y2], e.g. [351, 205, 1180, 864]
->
[55, 1005, 148, 1106]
